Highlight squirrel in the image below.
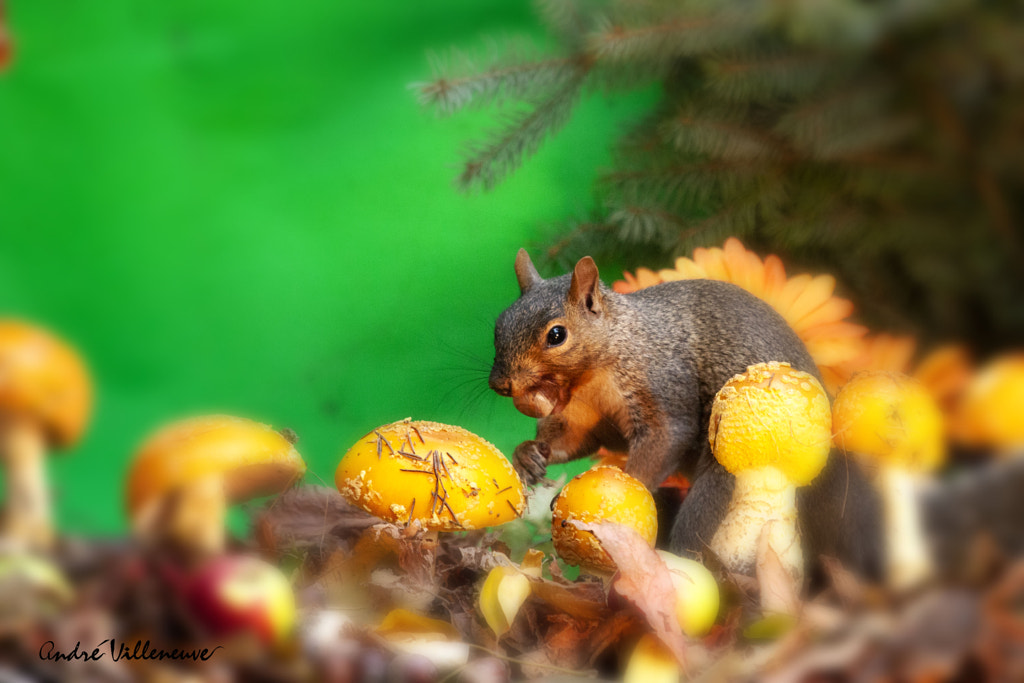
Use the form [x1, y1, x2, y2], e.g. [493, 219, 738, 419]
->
[489, 249, 885, 580]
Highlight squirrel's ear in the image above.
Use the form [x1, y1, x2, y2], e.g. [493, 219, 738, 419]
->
[569, 256, 603, 315]
[515, 249, 543, 294]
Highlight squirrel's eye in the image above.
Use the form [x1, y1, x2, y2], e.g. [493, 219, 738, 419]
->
[546, 325, 567, 347]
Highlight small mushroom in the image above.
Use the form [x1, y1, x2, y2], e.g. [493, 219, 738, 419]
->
[550, 466, 658, 575]
[657, 550, 720, 637]
[0, 320, 92, 551]
[334, 419, 525, 532]
[833, 371, 944, 590]
[126, 415, 306, 559]
[707, 361, 832, 592]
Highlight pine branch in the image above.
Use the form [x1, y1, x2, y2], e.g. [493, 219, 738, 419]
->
[671, 198, 759, 255]
[704, 51, 835, 103]
[543, 220, 628, 270]
[821, 115, 919, 160]
[660, 108, 785, 161]
[601, 160, 763, 212]
[458, 73, 588, 191]
[774, 82, 905, 160]
[413, 41, 587, 116]
[835, 153, 942, 202]
[586, 11, 754, 66]
[607, 204, 683, 248]
[534, 0, 601, 47]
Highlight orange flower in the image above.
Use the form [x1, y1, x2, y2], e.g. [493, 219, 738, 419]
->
[820, 333, 917, 394]
[615, 238, 868, 386]
[827, 336, 973, 402]
[911, 345, 973, 414]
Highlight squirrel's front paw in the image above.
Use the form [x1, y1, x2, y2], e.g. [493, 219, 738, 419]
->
[513, 440, 551, 486]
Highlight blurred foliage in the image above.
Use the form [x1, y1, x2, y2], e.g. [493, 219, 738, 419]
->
[417, 0, 1024, 350]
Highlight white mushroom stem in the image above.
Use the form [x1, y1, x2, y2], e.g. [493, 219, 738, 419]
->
[710, 466, 802, 586]
[876, 466, 933, 591]
[135, 473, 226, 558]
[0, 417, 52, 551]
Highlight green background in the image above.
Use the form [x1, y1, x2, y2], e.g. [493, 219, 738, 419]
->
[0, 1, 651, 534]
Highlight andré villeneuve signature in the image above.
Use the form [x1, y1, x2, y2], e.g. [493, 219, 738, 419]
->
[39, 640, 222, 663]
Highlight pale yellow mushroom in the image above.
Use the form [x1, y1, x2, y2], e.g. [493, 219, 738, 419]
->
[0, 320, 92, 551]
[708, 361, 832, 601]
[833, 371, 944, 590]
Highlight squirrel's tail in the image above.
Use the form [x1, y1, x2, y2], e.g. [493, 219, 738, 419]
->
[923, 455, 1024, 578]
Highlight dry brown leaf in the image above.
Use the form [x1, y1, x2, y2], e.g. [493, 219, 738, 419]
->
[975, 562, 1024, 680]
[819, 555, 870, 609]
[759, 620, 877, 683]
[756, 523, 801, 617]
[528, 576, 608, 621]
[572, 521, 688, 667]
[543, 614, 600, 669]
[586, 611, 642, 667]
[254, 485, 378, 562]
[499, 595, 546, 657]
[890, 590, 981, 681]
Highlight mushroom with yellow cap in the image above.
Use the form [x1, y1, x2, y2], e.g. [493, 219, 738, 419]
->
[335, 419, 525, 531]
[0, 320, 92, 551]
[550, 466, 658, 575]
[708, 361, 832, 592]
[832, 371, 944, 590]
[953, 353, 1024, 452]
[126, 415, 307, 558]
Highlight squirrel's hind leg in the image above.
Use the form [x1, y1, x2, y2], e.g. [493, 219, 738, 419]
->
[667, 457, 735, 561]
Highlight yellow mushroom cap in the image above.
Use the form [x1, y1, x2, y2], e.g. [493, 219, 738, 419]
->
[551, 466, 658, 574]
[334, 419, 525, 531]
[126, 415, 306, 518]
[709, 361, 831, 485]
[833, 371, 944, 471]
[954, 354, 1024, 450]
[0, 320, 92, 448]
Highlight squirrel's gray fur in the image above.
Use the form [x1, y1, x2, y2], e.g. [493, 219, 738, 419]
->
[489, 250, 884, 579]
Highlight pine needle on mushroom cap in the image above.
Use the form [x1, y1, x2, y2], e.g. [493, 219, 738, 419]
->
[335, 419, 525, 531]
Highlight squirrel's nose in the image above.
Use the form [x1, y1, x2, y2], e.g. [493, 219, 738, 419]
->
[489, 366, 512, 396]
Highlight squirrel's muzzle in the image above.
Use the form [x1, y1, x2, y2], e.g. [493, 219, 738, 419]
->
[489, 365, 513, 397]
[490, 367, 559, 418]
